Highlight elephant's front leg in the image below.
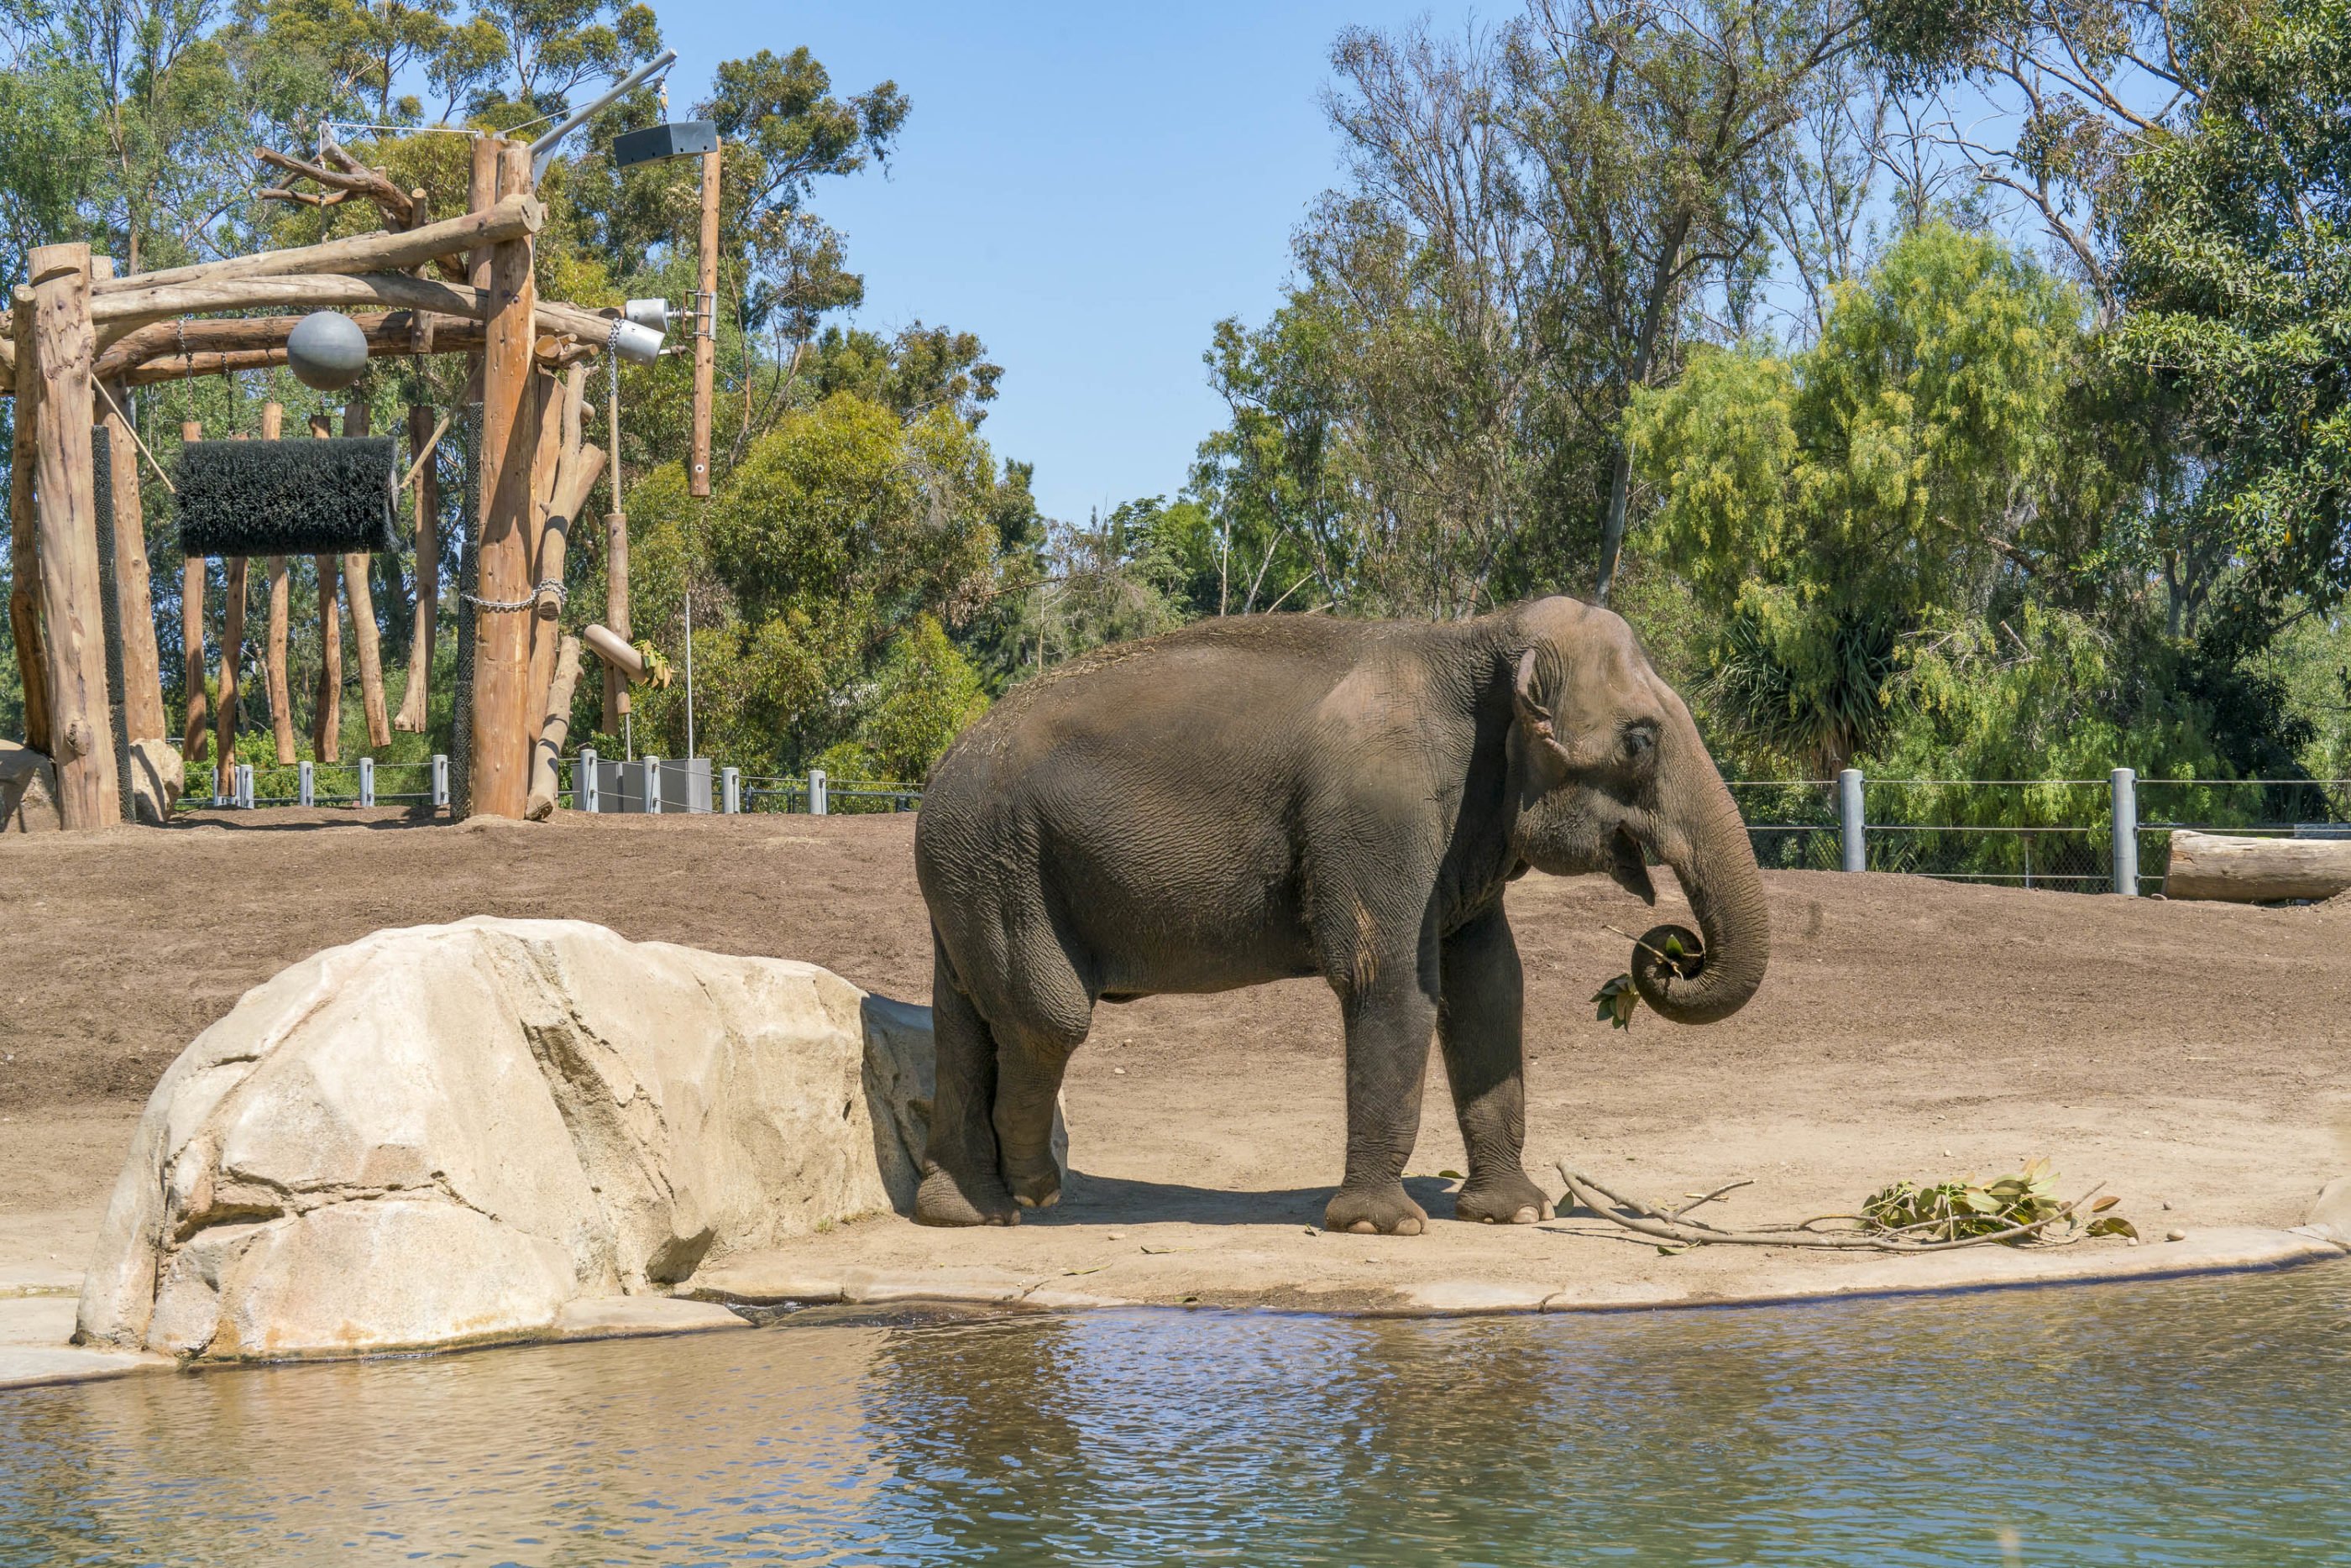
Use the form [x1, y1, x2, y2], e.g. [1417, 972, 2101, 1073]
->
[1327, 950, 1442, 1236]
[1437, 904, 1552, 1225]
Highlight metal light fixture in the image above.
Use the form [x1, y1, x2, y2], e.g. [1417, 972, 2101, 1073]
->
[612, 118, 718, 171]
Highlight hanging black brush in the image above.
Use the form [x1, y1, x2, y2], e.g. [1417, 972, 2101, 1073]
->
[175, 436, 399, 557]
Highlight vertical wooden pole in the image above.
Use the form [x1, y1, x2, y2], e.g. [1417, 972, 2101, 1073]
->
[689, 141, 720, 499]
[214, 426, 247, 797]
[469, 138, 537, 818]
[309, 412, 342, 762]
[259, 401, 297, 764]
[177, 419, 207, 764]
[8, 293, 50, 754]
[603, 351, 629, 736]
[394, 400, 438, 732]
[87, 258, 165, 745]
[522, 364, 567, 741]
[24, 243, 121, 826]
[341, 398, 392, 747]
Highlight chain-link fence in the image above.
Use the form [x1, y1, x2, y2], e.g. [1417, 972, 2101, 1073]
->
[1734, 774, 2351, 893]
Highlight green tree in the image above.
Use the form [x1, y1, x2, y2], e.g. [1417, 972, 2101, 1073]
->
[857, 614, 988, 781]
[1629, 223, 2083, 772]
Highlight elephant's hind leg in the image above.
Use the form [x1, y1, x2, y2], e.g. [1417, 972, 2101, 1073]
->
[1438, 905, 1552, 1225]
[915, 936, 1020, 1227]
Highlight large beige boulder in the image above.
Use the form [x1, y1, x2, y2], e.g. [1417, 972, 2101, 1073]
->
[125, 737, 183, 823]
[1, 740, 60, 833]
[76, 917, 1011, 1362]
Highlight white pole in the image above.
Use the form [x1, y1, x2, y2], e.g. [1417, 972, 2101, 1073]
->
[809, 766, 827, 817]
[683, 587, 695, 761]
[579, 746, 600, 812]
[722, 765, 740, 814]
[2111, 767, 2139, 896]
[358, 755, 374, 808]
[299, 759, 315, 808]
[1838, 768, 1865, 873]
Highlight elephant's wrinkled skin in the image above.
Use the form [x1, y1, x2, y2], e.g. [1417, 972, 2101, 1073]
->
[911, 595, 1770, 1234]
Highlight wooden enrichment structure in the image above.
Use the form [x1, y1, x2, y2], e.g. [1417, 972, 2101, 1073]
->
[0, 128, 684, 827]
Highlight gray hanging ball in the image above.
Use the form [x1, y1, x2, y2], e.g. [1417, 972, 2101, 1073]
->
[285, 311, 369, 390]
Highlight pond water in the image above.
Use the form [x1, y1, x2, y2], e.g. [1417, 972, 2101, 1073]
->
[3, 1262, 2347, 1566]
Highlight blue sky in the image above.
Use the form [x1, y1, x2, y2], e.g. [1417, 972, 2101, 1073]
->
[649, 3, 1462, 525]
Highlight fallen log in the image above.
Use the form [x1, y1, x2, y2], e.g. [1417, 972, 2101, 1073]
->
[524, 635, 583, 820]
[2163, 828, 2351, 902]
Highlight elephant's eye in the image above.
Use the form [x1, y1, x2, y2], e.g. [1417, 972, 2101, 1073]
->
[1621, 726, 1656, 762]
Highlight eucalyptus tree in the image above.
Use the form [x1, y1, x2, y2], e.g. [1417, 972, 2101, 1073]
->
[1506, 0, 1866, 602]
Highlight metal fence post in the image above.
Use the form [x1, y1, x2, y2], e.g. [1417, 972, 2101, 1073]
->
[809, 767, 828, 816]
[644, 754, 662, 814]
[358, 756, 374, 808]
[1838, 768, 1866, 872]
[299, 760, 315, 808]
[2111, 766, 2139, 896]
[722, 766, 741, 814]
[579, 748, 600, 813]
[431, 754, 448, 808]
[236, 763, 254, 810]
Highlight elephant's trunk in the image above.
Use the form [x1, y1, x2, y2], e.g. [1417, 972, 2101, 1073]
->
[1631, 729, 1770, 1025]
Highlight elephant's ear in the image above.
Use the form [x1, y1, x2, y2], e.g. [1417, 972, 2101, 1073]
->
[1512, 647, 1555, 740]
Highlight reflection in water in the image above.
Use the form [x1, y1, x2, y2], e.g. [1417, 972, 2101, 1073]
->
[3, 1263, 2347, 1565]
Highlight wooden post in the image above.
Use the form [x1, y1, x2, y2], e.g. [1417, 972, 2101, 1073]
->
[469, 138, 538, 818]
[214, 423, 248, 797]
[522, 363, 578, 742]
[341, 398, 391, 747]
[523, 633, 581, 820]
[25, 243, 122, 826]
[603, 348, 629, 735]
[394, 400, 438, 732]
[309, 412, 342, 761]
[689, 141, 720, 499]
[87, 257, 165, 745]
[258, 401, 297, 764]
[8, 294, 50, 753]
[177, 419, 207, 763]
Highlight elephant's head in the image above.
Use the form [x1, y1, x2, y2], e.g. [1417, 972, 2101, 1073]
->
[1503, 596, 1769, 1024]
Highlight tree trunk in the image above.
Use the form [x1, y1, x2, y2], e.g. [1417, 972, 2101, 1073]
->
[395, 400, 439, 732]
[177, 420, 206, 763]
[28, 243, 122, 826]
[341, 399, 391, 747]
[468, 139, 539, 818]
[89, 258, 165, 745]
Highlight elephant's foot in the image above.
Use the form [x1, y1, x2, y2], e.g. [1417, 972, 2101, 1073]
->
[1455, 1169, 1555, 1226]
[914, 1167, 1020, 1227]
[1325, 1183, 1427, 1236]
[1003, 1154, 1062, 1210]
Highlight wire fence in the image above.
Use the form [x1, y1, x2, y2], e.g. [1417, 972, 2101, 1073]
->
[172, 753, 2351, 896]
[1731, 775, 2351, 893]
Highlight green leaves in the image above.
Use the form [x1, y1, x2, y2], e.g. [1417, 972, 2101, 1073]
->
[1861, 1158, 2135, 1244]
[1592, 972, 1640, 1029]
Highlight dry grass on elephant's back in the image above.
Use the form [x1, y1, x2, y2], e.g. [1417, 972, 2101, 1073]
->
[2, 809, 2348, 1147]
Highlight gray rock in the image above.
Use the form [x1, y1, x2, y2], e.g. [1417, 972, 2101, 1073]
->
[0, 740, 60, 834]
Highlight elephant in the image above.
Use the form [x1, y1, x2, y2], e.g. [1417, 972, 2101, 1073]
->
[909, 593, 1770, 1234]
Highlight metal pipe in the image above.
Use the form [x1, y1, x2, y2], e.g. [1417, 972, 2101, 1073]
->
[2111, 767, 2139, 896]
[531, 49, 679, 179]
[1839, 768, 1865, 873]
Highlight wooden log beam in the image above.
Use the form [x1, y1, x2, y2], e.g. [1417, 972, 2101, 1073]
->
[342, 398, 392, 749]
[523, 634, 581, 820]
[469, 139, 539, 819]
[8, 295, 49, 753]
[97, 311, 484, 383]
[90, 193, 541, 300]
[537, 445, 605, 621]
[581, 621, 646, 679]
[27, 243, 121, 827]
[88, 257, 166, 746]
[92, 273, 605, 350]
[394, 401, 440, 734]
[216, 544, 246, 798]
[177, 420, 207, 765]
[2164, 829, 2351, 902]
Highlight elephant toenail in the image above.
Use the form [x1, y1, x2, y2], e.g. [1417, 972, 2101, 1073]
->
[1348, 1220, 1376, 1234]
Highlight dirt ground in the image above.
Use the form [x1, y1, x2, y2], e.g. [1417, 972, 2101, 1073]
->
[3, 808, 2348, 1311]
